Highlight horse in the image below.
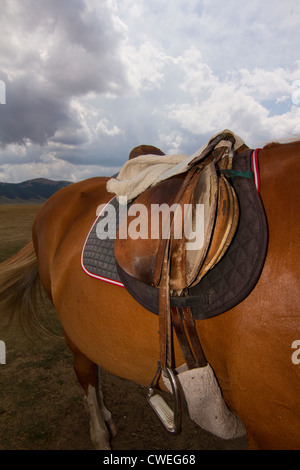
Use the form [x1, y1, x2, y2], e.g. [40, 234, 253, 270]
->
[0, 139, 299, 450]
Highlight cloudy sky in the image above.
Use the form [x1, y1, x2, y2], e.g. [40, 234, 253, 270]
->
[0, 0, 299, 183]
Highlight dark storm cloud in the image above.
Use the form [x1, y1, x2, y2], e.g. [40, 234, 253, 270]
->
[0, 0, 128, 148]
[0, 76, 71, 147]
[39, 0, 129, 96]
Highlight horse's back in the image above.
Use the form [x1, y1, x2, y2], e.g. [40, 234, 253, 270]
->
[32, 177, 110, 299]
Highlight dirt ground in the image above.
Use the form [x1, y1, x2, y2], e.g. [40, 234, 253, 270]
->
[0, 205, 248, 451]
[0, 329, 248, 451]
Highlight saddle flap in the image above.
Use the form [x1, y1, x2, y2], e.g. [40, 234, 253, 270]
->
[190, 174, 239, 285]
[183, 162, 218, 287]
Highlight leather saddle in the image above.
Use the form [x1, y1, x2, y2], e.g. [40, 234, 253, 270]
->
[115, 159, 239, 293]
[115, 152, 239, 293]
[114, 133, 241, 374]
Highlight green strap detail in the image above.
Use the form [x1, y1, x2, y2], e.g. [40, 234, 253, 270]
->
[221, 169, 254, 180]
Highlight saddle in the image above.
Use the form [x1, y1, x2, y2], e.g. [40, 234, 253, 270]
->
[115, 150, 239, 292]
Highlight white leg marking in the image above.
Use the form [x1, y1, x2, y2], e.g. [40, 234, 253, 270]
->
[96, 371, 118, 438]
[84, 385, 111, 450]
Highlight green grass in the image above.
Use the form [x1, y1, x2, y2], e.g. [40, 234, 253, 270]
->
[0, 204, 42, 262]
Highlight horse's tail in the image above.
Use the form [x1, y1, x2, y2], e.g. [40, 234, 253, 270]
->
[0, 240, 52, 335]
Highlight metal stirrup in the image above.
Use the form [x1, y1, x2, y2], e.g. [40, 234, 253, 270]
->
[147, 361, 182, 435]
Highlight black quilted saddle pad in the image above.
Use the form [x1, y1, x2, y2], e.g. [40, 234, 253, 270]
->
[81, 196, 124, 287]
[81, 149, 268, 320]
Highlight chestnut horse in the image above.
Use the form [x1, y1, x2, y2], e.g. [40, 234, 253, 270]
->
[0, 140, 300, 450]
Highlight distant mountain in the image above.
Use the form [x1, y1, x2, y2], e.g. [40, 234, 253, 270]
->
[0, 178, 71, 204]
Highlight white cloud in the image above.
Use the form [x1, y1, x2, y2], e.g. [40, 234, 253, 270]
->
[165, 53, 300, 146]
[158, 131, 184, 154]
[96, 118, 123, 136]
[119, 41, 174, 95]
[231, 67, 300, 102]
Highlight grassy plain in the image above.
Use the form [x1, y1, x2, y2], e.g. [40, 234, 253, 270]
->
[0, 204, 41, 262]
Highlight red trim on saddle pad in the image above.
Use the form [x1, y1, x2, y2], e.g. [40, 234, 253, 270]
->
[251, 148, 262, 194]
[81, 259, 125, 287]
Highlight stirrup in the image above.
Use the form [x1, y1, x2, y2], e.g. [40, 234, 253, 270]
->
[147, 361, 182, 434]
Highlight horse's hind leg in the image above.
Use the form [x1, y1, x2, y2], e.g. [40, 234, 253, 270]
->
[95, 366, 117, 439]
[65, 334, 116, 449]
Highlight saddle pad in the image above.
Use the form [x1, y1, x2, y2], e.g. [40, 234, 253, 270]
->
[81, 197, 124, 287]
[115, 149, 268, 320]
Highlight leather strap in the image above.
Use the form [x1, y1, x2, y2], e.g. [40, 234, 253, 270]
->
[181, 307, 207, 367]
[171, 307, 197, 369]
[158, 167, 198, 369]
[153, 166, 199, 286]
[159, 236, 173, 370]
[172, 307, 207, 369]
[157, 165, 208, 371]
[187, 132, 235, 167]
[156, 140, 233, 372]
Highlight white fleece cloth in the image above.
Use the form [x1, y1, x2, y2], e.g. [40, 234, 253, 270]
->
[106, 130, 244, 202]
[163, 364, 246, 440]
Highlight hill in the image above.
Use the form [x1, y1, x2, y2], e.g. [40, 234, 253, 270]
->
[0, 178, 71, 204]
